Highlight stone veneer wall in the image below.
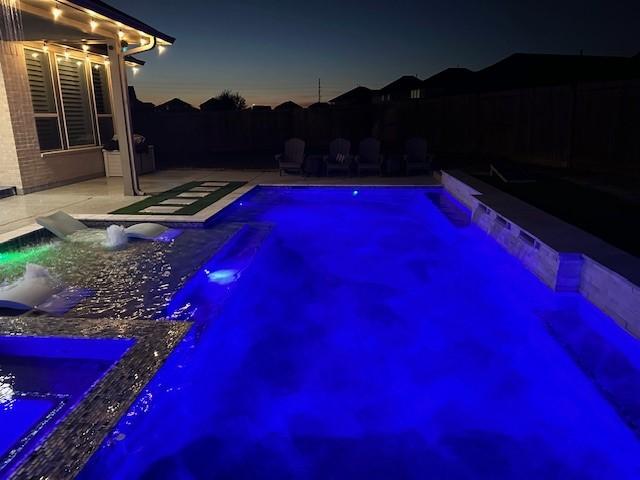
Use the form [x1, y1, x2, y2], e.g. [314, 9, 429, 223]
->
[442, 170, 640, 337]
[0, 42, 105, 194]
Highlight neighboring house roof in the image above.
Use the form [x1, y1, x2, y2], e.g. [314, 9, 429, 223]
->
[128, 86, 155, 112]
[64, 0, 175, 44]
[421, 68, 474, 92]
[274, 101, 303, 111]
[380, 75, 423, 93]
[476, 53, 640, 91]
[329, 86, 374, 104]
[155, 98, 198, 112]
[307, 102, 330, 110]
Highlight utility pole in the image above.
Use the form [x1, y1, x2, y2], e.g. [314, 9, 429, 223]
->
[318, 78, 321, 103]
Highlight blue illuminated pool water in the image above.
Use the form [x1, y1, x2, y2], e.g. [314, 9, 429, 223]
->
[0, 336, 133, 476]
[81, 187, 640, 479]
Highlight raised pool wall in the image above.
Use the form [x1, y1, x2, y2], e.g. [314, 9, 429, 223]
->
[441, 170, 640, 337]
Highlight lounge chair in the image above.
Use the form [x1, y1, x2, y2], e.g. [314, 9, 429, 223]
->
[324, 138, 352, 176]
[0, 264, 89, 314]
[355, 138, 383, 176]
[404, 137, 433, 175]
[36, 211, 169, 241]
[276, 138, 306, 176]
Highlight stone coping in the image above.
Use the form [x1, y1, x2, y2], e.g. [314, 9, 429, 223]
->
[444, 170, 640, 287]
[442, 169, 640, 337]
[0, 316, 191, 480]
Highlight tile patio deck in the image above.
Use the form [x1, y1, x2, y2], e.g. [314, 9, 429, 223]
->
[0, 169, 438, 238]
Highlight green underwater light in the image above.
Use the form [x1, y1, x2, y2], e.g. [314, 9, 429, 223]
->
[0, 243, 56, 267]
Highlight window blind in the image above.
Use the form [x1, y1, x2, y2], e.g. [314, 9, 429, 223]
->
[24, 49, 62, 151]
[57, 57, 95, 147]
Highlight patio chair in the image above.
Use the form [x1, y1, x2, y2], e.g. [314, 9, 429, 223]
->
[36, 211, 170, 241]
[324, 138, 353, 176]
[354, 138, 383, 176]
[404, 137, 433, 175]
[276, 138, 306, 176]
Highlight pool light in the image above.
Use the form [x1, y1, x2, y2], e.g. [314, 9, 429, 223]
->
[205, 269, 240, 285]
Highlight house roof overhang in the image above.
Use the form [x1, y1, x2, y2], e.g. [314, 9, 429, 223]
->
[62, 0, 175, 44]
[18, 0, 174, 47]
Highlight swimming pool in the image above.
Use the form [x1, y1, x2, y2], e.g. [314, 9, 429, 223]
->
[0, 335, 133, 477]
[64, 186, 640, 478]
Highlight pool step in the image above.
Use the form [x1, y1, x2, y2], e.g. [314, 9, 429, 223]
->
[426, 191, 471, 227]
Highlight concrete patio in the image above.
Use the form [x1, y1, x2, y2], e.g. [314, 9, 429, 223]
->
[0, 169, 437, 236]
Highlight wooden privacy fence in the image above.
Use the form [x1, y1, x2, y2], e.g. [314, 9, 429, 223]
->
[132, 79, 640, 174]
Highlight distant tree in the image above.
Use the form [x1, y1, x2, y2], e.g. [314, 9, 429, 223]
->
[200, 90, 247, 111]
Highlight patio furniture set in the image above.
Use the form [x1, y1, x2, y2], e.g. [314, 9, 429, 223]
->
[276, 137, 433, 177]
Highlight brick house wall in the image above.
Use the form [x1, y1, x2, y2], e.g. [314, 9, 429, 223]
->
[0, 42, 40, 191]
[0, 42, 105, 194]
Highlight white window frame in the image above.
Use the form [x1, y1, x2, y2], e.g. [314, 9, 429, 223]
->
[88, 61, 114, 146]
[24, 46, 65, 152]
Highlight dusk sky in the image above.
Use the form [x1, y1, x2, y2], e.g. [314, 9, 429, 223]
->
[111, 0, 640, 107]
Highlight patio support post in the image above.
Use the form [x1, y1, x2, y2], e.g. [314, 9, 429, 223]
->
[107, 40, 141, 196]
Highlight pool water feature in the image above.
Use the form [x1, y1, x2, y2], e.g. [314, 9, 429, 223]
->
[0, 335, 133, 476]
[69, 186, 640, 478]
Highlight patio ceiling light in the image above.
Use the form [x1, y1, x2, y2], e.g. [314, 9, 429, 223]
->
[33, 1, 173, 57]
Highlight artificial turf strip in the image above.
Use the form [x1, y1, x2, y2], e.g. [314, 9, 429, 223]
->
[110, 181, 247, 215]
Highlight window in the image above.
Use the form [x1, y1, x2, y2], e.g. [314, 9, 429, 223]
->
[56, 55, 96, 147]
[25, 47, 112, 152]
[411, 89, 422, 99]
[24, 49, 62, 151]
[91, 63, 114, 144]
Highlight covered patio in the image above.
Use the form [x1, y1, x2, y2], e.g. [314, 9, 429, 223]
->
[0, 0, 173, 196]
